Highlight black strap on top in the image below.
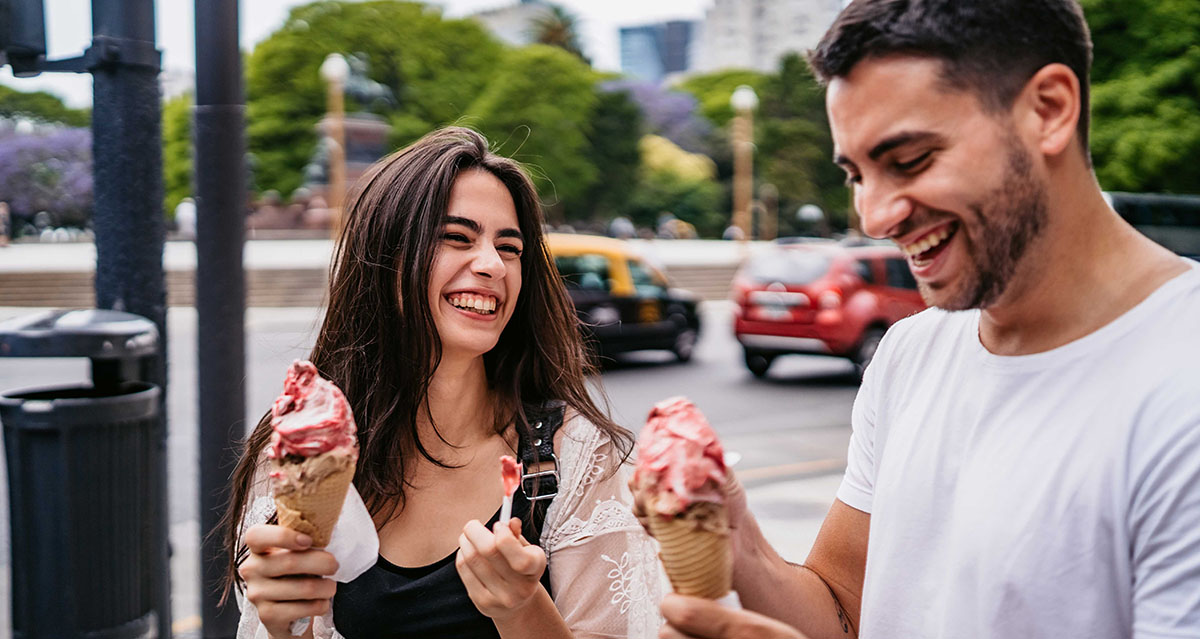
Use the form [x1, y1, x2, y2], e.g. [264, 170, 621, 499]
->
[516, 399, 565, 540]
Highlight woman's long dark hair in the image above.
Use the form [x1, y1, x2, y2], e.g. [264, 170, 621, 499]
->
[221, 126, 631, 598]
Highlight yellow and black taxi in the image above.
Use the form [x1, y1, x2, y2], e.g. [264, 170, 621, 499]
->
[546, 233, 701, 362]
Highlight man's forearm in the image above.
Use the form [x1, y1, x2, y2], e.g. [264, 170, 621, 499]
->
[733, 520, 857, 639]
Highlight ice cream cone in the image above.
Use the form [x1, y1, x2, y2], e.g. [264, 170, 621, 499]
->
[647, 501, 732, 599]
[273, 455, 355, 548]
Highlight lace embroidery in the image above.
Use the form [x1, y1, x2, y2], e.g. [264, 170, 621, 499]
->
[549, 499, 643, 550]
[580, 452, 608, 488]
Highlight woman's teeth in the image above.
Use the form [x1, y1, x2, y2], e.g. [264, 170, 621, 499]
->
[447, 293, 498, 315]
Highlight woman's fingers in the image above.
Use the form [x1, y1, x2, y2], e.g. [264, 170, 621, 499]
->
[240, 547, 338, 580]
[245, 574, 337, 606]
[492, 520, 545, 577]
[459, 527, 514, 592]
[244, 523, 313, 554]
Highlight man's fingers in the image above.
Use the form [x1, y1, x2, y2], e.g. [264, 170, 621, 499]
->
[244, 523, 313, 554]
[660, 594, 805, 639]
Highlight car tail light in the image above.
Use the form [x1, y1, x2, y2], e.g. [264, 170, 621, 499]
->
[818, 288, 843, 309]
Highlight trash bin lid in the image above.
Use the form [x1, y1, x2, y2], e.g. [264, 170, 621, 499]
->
[0, 309, 159, 359]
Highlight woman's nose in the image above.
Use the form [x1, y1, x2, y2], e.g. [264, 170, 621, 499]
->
[471, 244, 506, 278]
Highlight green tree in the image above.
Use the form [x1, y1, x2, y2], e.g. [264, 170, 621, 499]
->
[673, 69, 769, 128]
[628, 135, 723, 237]
[162, 93, 193, 216]
[576, 84, 643, 223]
[469, 45, 598, 222]
[1082, 0, 1200, 193]
[246, 1, 503, 196]
[0, 85, 90, 127]
[757, 53, 849, 231]
[528, 4, 590, 64]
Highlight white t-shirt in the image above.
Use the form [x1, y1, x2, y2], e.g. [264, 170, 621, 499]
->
[838, 262, 1200, 639]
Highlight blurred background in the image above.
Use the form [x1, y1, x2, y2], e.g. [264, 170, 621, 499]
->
[0, 0, 1197, 637]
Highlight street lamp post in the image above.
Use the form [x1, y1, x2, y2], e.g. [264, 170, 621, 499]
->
[320, 53, 350, 240]
[730, 85, 758, 240]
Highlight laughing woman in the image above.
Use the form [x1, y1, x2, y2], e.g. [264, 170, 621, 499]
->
[223, 127, 663, 639]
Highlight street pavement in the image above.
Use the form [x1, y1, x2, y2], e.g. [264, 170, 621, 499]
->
[0, 299, 859, 637]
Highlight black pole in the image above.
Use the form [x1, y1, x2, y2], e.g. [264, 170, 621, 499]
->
[88, 2, 170, 638]
[195, 0, 246, 636]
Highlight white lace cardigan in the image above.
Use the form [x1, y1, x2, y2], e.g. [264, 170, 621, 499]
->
[235, 413, 666, 639]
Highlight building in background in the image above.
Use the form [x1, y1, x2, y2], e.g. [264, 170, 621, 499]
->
[471, 0, 554, 47]
[693, 0, 842, 73]
[619, 20, 697, 85]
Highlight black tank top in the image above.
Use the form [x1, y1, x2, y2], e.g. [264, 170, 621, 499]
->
[333, 403, 564, 638]
[331, 488, 552, 639]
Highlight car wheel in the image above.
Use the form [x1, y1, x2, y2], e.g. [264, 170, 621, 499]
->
[672, 328, 698, 362]
[854, 327, 886, 378]
[744, 349, 774, 379]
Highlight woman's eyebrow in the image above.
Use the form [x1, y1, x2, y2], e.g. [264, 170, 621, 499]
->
[444, 216, 481, 233]
[497, 228, 523, 240]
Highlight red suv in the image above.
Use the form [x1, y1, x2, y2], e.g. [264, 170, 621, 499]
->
[731, 240, 926, 378]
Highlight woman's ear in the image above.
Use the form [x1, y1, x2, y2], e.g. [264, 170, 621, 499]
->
[1016, 63, 1082, 159]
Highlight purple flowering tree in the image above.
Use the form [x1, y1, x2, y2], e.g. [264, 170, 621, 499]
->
[0, 125, 94, 230]
[602, 80, 713, 155]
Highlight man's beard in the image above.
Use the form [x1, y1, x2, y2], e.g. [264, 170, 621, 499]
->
[921, 140, 1048, 311]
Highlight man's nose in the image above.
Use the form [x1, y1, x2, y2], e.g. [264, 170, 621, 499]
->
[855, 181, 913, 239]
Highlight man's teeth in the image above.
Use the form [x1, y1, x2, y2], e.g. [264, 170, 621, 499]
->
[904, 226, 953, 257]
[448, 293, 498, 314]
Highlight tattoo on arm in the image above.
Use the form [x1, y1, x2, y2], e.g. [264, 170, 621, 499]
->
[792, 562, 854, 636]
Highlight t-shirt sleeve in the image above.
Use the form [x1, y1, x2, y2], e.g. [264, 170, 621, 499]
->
[1129, 388, 1200, 638]
[836, 328, 888, 514]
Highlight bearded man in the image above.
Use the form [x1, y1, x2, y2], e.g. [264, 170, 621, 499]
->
[649, 2, 1200, 638]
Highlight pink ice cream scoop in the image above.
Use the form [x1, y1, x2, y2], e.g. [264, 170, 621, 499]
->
[633, 397, 727, 517]
[267, 360, 358, 460]
[500, 455, 523, 497]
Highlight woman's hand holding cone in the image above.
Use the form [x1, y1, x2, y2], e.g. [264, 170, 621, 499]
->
[240, 523, 339, 639]
[456, 517, 548, 621]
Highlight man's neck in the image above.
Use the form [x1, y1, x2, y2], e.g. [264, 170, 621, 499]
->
[979, 175, 1187, 356]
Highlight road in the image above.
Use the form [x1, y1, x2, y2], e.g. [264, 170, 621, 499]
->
[0, 302, 860, 636]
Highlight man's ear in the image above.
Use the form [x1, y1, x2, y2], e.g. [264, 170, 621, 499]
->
[1016, 63, 1081, 158]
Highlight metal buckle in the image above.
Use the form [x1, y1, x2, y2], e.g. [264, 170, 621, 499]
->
[521, 455, 559, 502]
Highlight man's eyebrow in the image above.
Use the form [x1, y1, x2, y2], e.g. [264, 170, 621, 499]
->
[867, 131, 941, 161]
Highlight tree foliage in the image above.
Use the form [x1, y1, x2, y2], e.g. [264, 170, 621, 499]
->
[162, 93, 193, 216]
[0, 127, 93, 227]
[576, 84, 643, 223]
[0, 85, 90, 127]
[1083, 0, 1200, 193]
[528, 4, 589, 64]
[628, 135, 723, 236]
[757, 53, 849, 230]
[469, 45, 598, 222]
[673, 69, 769, 128]
[246, 1, 503, 196]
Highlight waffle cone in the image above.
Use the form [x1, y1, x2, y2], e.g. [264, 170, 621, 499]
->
[273, 460, 355, 548]
[647, 501, 732, 599]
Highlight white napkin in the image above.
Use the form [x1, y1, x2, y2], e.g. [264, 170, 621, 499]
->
[290, 484, 379, 636]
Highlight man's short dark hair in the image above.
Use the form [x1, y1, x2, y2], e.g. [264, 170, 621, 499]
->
[809, 0, 1093, 158]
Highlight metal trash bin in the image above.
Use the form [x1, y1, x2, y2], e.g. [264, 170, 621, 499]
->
[0, 310, 165, 639]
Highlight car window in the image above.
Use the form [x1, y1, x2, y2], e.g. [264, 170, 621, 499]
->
[743, 250, 832, 285]
[885, 258, 918, 290]
[855, 260, 875, 284]
[554, 253, 612, 292]
[628, 259, 667, 297]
